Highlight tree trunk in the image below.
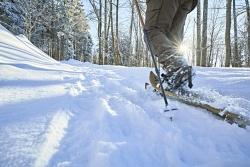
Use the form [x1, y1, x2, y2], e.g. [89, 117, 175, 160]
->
[196, 0, 201, 66]
[214, 47, 219, 67]
[98, 0, 103, 65]
[245, 0, 250, 67]
[128, 0, 134, 66]
[134, 18, 139, 66]
[110, 0, 115, 65]
[138, 21, 143, 66]
[233, 0, 240, 67]
[201, 0, 208, 67]
[225, 0, 232, 67]
[104, 0, 108, 65]
[208, 30, 214, 67]
[192, 19, 196, 66]
[51, 0, 58, 60]
[115, 0, 121, 65]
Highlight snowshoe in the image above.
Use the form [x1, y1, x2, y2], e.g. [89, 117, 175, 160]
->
[160, 53, 194, 90]
[161, 65, 194, 91]
[146, 71, 250, 128]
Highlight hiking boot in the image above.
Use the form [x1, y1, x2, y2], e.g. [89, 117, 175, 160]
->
[160, 53, 194, 90]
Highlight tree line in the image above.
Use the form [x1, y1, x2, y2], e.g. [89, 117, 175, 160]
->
[0, 0, 93, 62]
[88, 0, 250, 67]
[88, 0, 151, 66]
[190, 0, 250, 67]
[1, 0, 250, 68]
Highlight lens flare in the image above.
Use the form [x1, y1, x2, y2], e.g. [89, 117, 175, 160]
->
[178, 43, 189, 55]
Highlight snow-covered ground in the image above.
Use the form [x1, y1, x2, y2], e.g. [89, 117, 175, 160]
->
[0, 24, 250, 167]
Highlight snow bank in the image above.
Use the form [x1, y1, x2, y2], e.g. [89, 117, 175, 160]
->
[0, 24, 56, 64]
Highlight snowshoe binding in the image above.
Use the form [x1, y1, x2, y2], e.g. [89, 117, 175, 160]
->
[161, 53, 194, 91]
[161, 65, 194, 90]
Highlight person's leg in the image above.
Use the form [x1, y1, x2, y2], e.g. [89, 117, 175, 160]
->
[161, 0, 195, 71]
[161, 0, 195, 89]
[144, 0, 180, 63]
[145, 0, 196, 89]
[169, 0, 194, 46]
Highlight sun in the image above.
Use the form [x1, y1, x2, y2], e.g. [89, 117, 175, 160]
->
[178, 43, 189, 55]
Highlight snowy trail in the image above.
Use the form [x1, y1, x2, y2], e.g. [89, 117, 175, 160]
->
[48, 63, 250, 167]
[0, 25, 250, 166]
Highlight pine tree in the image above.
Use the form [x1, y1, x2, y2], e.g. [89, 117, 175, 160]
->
[0, 1, 24, 34]
[0, 0, 92, 62]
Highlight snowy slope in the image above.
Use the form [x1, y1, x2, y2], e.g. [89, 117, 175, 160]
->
[0, 24, 250, 167]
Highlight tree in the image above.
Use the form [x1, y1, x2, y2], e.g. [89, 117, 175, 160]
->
[225, 0, 232, 67]
[15, 0, 50, 40]
[0, 1, 24, 35]
[245, 0, 250, 67]
[103, 0, 108, 65]
[110, 0, 115, 65]
[114, 0, 121, 65]
[89, 0, 103, 64]
[196, 0, 201, 66]
[232, 0, 240, 67]
[119, 32, 130, 64]
[128, 0, 135, 66]
[207, 0, 223, 67]
[201, 0, 208, 67]
[192, 19, 196, 66]
[98, 0, 103, 64]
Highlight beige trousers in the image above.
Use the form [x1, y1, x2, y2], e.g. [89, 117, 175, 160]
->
[145, 0, 197, 63]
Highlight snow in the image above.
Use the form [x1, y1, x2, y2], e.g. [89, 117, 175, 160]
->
[35, 110, 72, 167]
[0, 24, 250, 167]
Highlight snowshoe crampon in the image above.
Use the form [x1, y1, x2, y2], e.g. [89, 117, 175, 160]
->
[161, 66, 194, 91]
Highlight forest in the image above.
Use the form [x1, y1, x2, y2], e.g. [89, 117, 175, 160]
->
[1, 0, 250, 67]
[0, 0, 93, 62]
